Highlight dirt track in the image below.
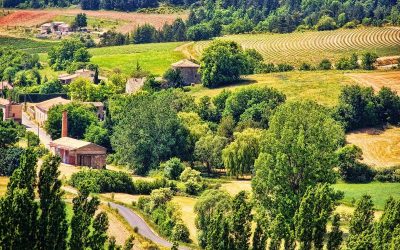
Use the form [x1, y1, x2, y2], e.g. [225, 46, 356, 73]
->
[0, 9, 186, 33]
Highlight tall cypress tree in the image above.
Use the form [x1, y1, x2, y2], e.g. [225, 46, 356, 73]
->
[252, 222, 267, 250]
[374, 197, 400, 250]
[38, 154, 68, 250]
[89, 212, 109, 250]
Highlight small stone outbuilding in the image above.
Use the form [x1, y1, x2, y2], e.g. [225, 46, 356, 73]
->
[171, 59, 201, 85]
[0, 98, 22, 124]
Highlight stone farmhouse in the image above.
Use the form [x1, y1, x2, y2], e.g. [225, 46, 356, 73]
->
[58, 69, 106, 85]
[171, 59, 201, 85]
[50, 111, 106, 169]
[125, 77, 145, 94]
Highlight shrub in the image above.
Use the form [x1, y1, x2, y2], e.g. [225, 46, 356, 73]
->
[160, 158, 185, 180]
[374, 167, 400, 182]
[276, 63, 294, 72]
[319, 59, 332, 70]
[180, 167, 205, 195]
[0, 147, 25, 176]
[315, 15, 337, 31]
[299, 62, 313, 71]
[256, 63, 276, 73]
[336, 54, 359, 70]
[134, 178, 176, 195]
[172, 222, 190, 242]
[336, 145, 375, 183]
[343, 21, 357, 29]
[361, 52, 378, 70]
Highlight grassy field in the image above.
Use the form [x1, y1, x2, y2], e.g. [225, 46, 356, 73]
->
[346, 127, 400, 168]
[0, 177, 9, 196]
[333, 182, 400, 210]
[189, 70, 356, 106]
[0, 35, 59, 53]
[90, 42, 185, 76]
[184, 27, 400, 66]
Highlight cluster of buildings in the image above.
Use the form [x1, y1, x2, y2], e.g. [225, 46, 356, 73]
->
[40, 22, 70, 36]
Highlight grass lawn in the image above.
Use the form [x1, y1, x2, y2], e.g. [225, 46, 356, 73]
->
[333, 182, 400, 210]
[189, 70, 357, 106]
[89, 42, 185, 76]
[172, 196, 198, 243]
[0, 36, 59, 54]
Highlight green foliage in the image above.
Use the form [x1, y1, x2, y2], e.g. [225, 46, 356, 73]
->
[0, 47, 40, 81]
[319, 59, 332, 70]
[346, 195, 375, 250]
[163, 68, 184, 88]
[110, 91, 192, 175]
[25, 131, 40, 148]
[335, 85, 400, 131]
[336, 145, 375, 183]
[70, 170, 134, 193]
[0, 120, 20, 148]
[362, 52, 378, 70]
[200, 40, 250, 88]
[133, 24, 157, 44]
[73, 13, 88, 29]
[294, 183, 342, 250]
[39, 79, 65, 94]
[252, 101, 344, 246]
[194, 189, 232, 248]
[231, 191, 252, 250]
[68, 77, 109, 102]
[38, 154, 68, 250]
[84, 123, 111, 150]
[222, 128, 263, 177]
[336, 53, 359, 70]
[48, 39, 91, 71]
[0, 149, 38, 249]
[0, 147, 25, 176]
[315, 15, 337, 31]
[160, 157, 185, 180]
[374, 197, 400, 250]
[179, 167, 205, 195]
[138, 188, 190, 242]
[194, 134, 228, 173]
[327, 214, 343, 250]
[252, 222, 267, 250]
[45, 102, 98, 139]
[69, 185, 107, 250]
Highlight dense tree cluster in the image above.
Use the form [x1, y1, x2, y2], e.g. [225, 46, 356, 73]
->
[48, 39, 91, 71]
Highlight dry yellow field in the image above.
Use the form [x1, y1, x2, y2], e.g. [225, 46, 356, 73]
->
[59, 164, 82, 180]
[346, 127, 400, 168]
[172, 196, 198, 243]
[101, 193, 143, 204]
[347, 70, 400, 93]
[0, 177, 9, 196]
[220, 180, 252, 196]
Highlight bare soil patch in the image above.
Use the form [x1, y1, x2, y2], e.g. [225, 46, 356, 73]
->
[346, 127, 400, 168]
[0, 9, 186, 33]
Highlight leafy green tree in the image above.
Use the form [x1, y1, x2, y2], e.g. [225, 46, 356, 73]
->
[336, 144, 375, 183]
[132, 24, 157, 44]
[195, 134, 228, 173]
[200, 40, 249, 88]
[252, 101, 344, 247]
[0, 120, 20, 148]
[374, 197, 400, 250]
[0, 147, 25, 176]
[194, 189, 231, 248]
[252, 222, 267, 250]
[74, 13, 87, 28]
[315, 15, 337, 30]
[84, 123, 111, 150]
[69, 77, 108, 101]
[346, 195, 375, 250]
[390, 226, 400, 250]
[111, 91, 191, 175]
[69, 185, 104, 250]
[231, 191, 252, 250]
[48, 39, 91, 71]
[45, 102, 99, 139]
[38, 154, 68, 250]
[327, 214, 343, 250]
[319, 59, 332, 70]
[89, 212, 109, 250]
[362, 52, 378, 70]
[160, 157, 185, 180]
[163, 68, 184, 88]
[0, 149, 38, 249]
[294, 183, 342, 250]
[39, 79, 65, 94]
[222, 128, 262, 177]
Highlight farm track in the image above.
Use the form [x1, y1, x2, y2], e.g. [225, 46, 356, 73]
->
[186, 27, 400, 65]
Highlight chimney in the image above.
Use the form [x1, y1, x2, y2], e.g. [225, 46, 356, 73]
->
[61, 111, 68, 138]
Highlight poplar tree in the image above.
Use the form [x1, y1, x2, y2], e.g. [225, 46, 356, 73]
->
[230, 191, 252, 250]
[0, 149, 38, 249]
[89, 212, 109, 250]
[327, 214, 343, 250]
[347, 195, 375, 250]
[252, 222, 267, 250]
[374, 197, 400, 250]
[69, 185, 101, 250]
[38, 154, 68, 250]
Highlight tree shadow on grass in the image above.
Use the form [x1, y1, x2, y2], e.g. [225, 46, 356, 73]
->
[212, 78, 258, 89]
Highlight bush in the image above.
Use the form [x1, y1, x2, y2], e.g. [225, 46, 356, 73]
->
[374, 167, 400, 182]
[319, 59, 332, 70]
[343, 21, 357, 29]
[160, 158, 185, 180]
[315, 15, 337, 31]
[134, 178, 176, 195]
[361, 52, 378, 70]
[180, 167, 205, 195]
[299, 62, 313, 71]
[256, 63, 276, 73]
[337, 145, 375, 183]
[172, 222, 190, 242]
[276, 63, 294, 72]
[0, 147, 25, 176]
[336, 54, 359, 70]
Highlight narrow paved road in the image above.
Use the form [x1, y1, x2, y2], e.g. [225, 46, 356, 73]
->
[22, 112, 52, 148]
[109, 202, 190, 250]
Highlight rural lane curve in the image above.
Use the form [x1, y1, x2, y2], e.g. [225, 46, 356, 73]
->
[22, 112, 52, 148]
[109, 202, 190, 250]
[62, 187, 190, 249]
